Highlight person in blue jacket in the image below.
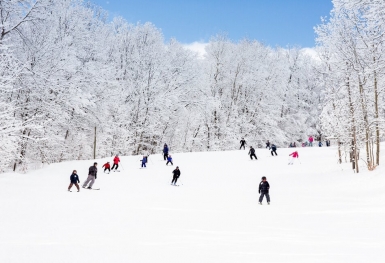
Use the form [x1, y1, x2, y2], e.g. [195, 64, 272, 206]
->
[140, 155, 148, 168]
[68, 170, 80, 192]
[163, 144, 169, 160]
[166, 155, 173, 166]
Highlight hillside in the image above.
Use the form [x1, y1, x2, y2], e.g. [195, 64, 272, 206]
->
[0, 146, 384, 263]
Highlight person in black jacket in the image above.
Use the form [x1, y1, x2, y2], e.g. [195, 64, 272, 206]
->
[240, 138, 246, 150]
[248, 146, 257, 160]
[68, 170, 80, 192]
[259, 176, 270, 205]
[82, 162, 98, 189]
[171, 166, 181, 185]
[271, 144, 277, 156]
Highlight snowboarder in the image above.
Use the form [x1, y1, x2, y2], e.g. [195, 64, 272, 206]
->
[308, 136, 314, 147]
[166, 155, 173, 166]
[240, 138, 246, 150]
[271, 144, 277, 156]
[288, 151, 299, 165]
[319, 141, 323, 147]
[258, 176, 270, 205]
[249, 146, 258, 160]
[140, 155, 148, 168]
[111, 155, 120, 171]
[102, 162, 111, 173]
[83, 162, 98, 189]
[163, 144, 169, 161]
[266, 140, 271, 149]
[171, 166, 181, 185]
[68, 170, 80, 192]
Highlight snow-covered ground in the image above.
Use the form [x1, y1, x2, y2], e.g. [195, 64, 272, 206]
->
[0, 146, 384, 263]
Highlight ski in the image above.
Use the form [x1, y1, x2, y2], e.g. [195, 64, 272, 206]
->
[86, 188, 100, 190]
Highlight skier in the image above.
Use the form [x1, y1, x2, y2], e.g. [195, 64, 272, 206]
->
[258, 176, 270, 205]
[83, 162, 98, 189]
[68, 170, 80, 192]
[293, 142, 296, 147]
[166, 155, 173, 166]
[163, 144, 169, 161]
[266, 140, 271, 149]
[171, 166, 181, 185]
[319, 141, 323, 147]
[288, 151, 299, 165]
[308, 136, 314, 147]
[102, 162, 111, 173]
[140, 155, 148, 168]
[248, 146, 258, 160]
[271, 144, 277, 156]
[111, 155, 120, 171]
[240, 138, 246, 150]
[326, 139, 330, 147]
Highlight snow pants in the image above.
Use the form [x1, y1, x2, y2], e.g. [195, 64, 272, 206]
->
[104, 168, 110, 173]
[166, 161, 173, 165]
[288, 158, 296, 165]
[240, 144, 245, 150]
[171, 175, 179, 185]
[68, 183, 80, 191]
[259, 192, 270, 203]
[250, 153, 257, 160]
[141, 162, 146, 168]
[163, 153, 168, 160]
[83, 175, 95, 188]
[111, 164, 119, 170]
[271, 150, 277, 156]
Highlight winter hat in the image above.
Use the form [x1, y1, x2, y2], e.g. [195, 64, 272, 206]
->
[261, 176, 266, 180]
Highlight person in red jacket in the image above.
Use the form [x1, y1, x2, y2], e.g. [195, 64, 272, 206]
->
[111, 155, 120, 171]
[288, 151, 299, 165]
[102, 162, 111, 173]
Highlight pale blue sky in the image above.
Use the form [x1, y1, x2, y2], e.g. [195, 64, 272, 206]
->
[90, 0, 333, 47]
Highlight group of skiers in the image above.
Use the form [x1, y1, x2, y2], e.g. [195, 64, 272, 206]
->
[68, 144, 181, 191]
[242, 139, 278, 160]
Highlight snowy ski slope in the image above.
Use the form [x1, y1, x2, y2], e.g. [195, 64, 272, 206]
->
[0, 146, 384, 263]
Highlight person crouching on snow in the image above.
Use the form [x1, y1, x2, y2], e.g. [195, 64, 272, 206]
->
[102, 162, 111, 173]
[288, 151, 299, 165]
[166, 155, 173, 166]
[140, 155, 148, 168]
[68, 170, 80, 192]
[258, 176, 270, 205]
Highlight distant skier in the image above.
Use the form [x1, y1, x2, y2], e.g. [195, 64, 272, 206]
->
[171, 166, 181, 185]
[83, 162, 98, 189]
[293, 142, 296, 147]
[326, 139, 330, 147]
[68, 170, 80, 192]
[140, 155, 148, 168]
[166, 155, 173, 166]
[308, 136, 314, 147]
[111, 155, 120, 171]
[258, 176, 270, 205]
[271, 144, 277, 156]
[266, 140, 271, 149]
[240, 138, 246, 150]
[163, 144, 169, 161]
[249, 146, 258, 160]
[102, 162, 111, 173]
[288, 151, 299, 165]
[319, 141, 323, 147]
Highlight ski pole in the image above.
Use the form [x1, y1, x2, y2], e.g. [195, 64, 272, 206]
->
[120, 163, 124, 170]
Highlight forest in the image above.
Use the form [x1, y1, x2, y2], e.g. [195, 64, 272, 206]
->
[1, 0, 384, 173]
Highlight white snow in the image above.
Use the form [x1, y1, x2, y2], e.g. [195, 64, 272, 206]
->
[0, 146, 384, 263]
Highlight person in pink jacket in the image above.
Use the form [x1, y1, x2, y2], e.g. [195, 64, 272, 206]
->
[308, 136, 314, 147]
[288, 151, 299, 165]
